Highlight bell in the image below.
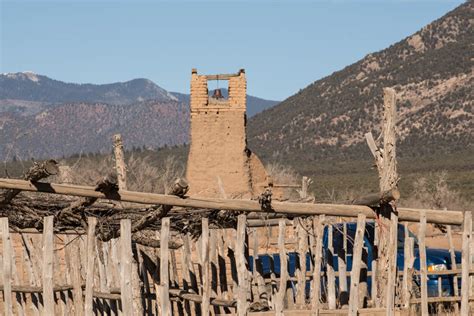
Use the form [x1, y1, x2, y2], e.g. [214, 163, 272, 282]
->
[212, 88, 223, 99]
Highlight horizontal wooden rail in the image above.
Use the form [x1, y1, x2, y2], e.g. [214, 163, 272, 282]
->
[0, 178, 466, 225]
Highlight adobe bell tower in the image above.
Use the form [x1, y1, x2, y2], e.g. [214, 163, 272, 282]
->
[186, 69, 269, 198]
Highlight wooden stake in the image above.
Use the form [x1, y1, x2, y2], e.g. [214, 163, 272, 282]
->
[295, 219, 308, 308]
[236, 214, 249, 316]
[447, 225, 460, 314]
[201, 218, 210, 316]
[461, 211, 472, 315]
[276, 218, 288, 316]
[42, 216, 55, 316]
[327, 225, 336, 309]
[160, 217, 171, 316]
[348, 214, 367, 316]
[84, 217, 97, 315]
[1, 218, 13, 316]
[311, 215, 324, 315]
[120, 219, 133, 316]
[64, 235, 84, 316]
[419, 211, 428, 315]
[113, 134, 127, 190]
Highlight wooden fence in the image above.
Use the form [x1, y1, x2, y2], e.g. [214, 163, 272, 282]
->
[1, 211, 473, 315]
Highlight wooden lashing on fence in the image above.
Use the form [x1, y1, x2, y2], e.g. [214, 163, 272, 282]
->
[461, 211, 472, 315]
[349, 214, 367, 316]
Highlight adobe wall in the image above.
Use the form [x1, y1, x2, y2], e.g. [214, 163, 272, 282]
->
[186, 69, 268, 198]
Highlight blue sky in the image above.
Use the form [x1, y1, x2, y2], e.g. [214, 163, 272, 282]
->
[0, 0, 464, 100]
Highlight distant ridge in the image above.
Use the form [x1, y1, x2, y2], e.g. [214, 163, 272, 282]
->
[248, 1, 473, 166]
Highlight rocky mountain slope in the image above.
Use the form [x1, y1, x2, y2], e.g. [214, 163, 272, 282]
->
[248, 1, 473, 171]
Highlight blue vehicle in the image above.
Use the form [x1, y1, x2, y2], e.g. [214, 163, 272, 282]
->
[250, 222, 461, 301]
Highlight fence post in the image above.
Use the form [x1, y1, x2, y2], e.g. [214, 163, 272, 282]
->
[348, 214, 367, 316]
[338, 222, 348, 307]
[65, 235, 84, 316]
[42, 216, 55, 316]
[201, 218, 210, 316]
[296, 218, 308, 308]
[1, 218, 13, 316]
[461, 211, 472, 315]
[447, 225, 460, 314]
[113, 134, 127, 189]
[120, 219, 133, 316]
[84, 217, 97, 315]
[418, 211, 428, 315]
[311, 215, 324, 315]
[160, 217, 171, 316]
[402, 223, 414, 309]
[386, 215, 399, 315]
[327, 225, 336, 309]
[236, 214, 249, 316]
[275, 218, 288, 316]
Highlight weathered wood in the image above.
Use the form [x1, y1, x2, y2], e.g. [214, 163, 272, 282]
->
[447, 225, 460, 314]
[209, 228, 221, 315]
[42, 216, 55, 316]
[372, 87, 400, 307]
[56, 173, 118, 224]
[275, 219, 288, 316]
[120, 219, 134, 316]
[181, 233, 198, 316]
[311, 215, 324, 315]
[20, 233, 40, 316]
[418, 211, 428, 316]
[84, 217, 97, 315]
[401, 224, 412, 309]
[0, 178, 464, 225]
[131, 178, 189, 232]
[364, 132, 383, 173]
[236, 214, 250, 316]
[461, 211, 472, 315]
[296, 219, 308, 307]
[350, 188, 400, 207]
[337, 223, 348, 307]
[1, 218, 13, 316]
[371, 221, 378, 307]
[327, 225, 336, 309]
[160, 217, 171, 316]
[113, 134, 127, 190]
[386, 215, 398, 315]
[65, 235, 84, 316]
[201, 218, 210, 316]
[0, 159, 58, 205]
[348, 214, 367, 316]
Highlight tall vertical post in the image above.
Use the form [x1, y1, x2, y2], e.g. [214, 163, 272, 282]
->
[1, 218, 13, 316]
[461, 211, 472, 315]
[113, 134, 127, 190]
[366, 88, 400, 307]
[42, 216, 55, 316]
[120, 219, 133, 316]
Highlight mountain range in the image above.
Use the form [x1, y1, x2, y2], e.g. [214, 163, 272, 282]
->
[0, 73, 278, 160]
[0, 2, 472, 199]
